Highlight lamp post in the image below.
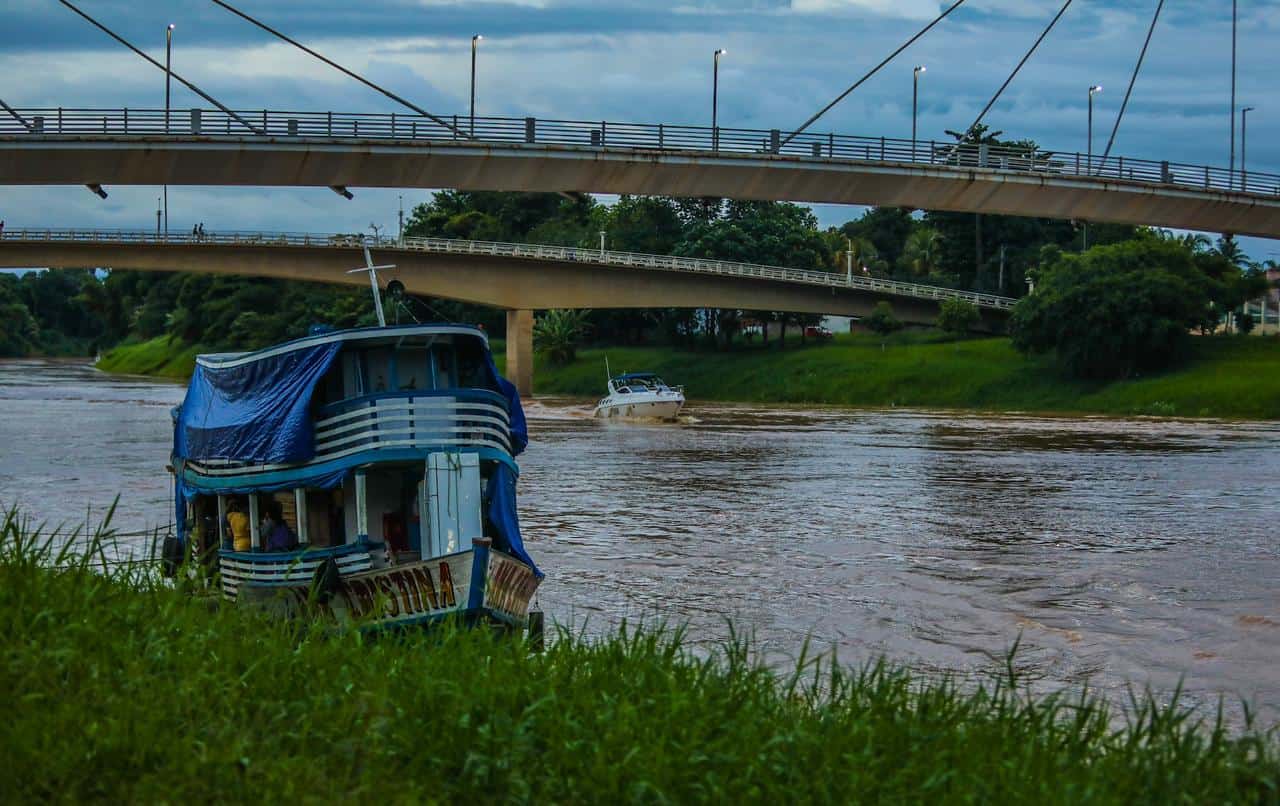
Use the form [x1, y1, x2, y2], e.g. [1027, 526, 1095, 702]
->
[470, 34, 482, 137]
[164, 23, 174, 237]
[712, 48, 726, 150]
[1087, 85, 1102, 174]
[912, 66, 925, 161]
[1241, 106, 1255, 191]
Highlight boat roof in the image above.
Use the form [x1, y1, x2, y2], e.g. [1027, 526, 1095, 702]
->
[196, 323, 489, 370]
[613, 372, 661, 382]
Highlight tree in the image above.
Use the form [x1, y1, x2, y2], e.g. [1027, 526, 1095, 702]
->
[900, 227, 942, 278]
[936, 298, 981, 338]
[840, 207, 916, 269]
[1237, 312, 1256, 335]
[864, 301, 902, 347]
[1009, 239, 1214, 379]
[534, 309, 592, 365]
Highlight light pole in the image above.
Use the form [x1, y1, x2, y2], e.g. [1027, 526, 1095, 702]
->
[912, 66, 925, 161]
[164, 23, 174, 237]
[470, 34, 482, 137]
[1241, 106, 1255, 191]
[1229, 0, 1237, 179]
[1087, 85, 1102, 174]
[712, 48, 726, 150]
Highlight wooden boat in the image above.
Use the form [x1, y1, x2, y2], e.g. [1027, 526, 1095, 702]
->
[170, 322, 541, 632]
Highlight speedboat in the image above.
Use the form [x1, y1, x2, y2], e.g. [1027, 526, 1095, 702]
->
[593, 372, 685, 420]
[167, 322, 542, 633]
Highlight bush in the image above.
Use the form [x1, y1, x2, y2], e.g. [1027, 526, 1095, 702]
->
[1237, 312, 1255, 335]
[534, 309, 592, 365]
[936, 299, 981, 337]
[865, 302, 902, 338]
[1009, 239, 1213, 379]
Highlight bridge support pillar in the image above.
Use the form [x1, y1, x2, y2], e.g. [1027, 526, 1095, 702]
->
[505, 309, 534, 399]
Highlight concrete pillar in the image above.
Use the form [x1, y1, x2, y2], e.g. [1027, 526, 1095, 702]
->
[506, 309, 534, 398]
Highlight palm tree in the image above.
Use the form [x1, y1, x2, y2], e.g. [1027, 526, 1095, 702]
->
[845, 237, 886, 277]
[900, 228, 942, 278]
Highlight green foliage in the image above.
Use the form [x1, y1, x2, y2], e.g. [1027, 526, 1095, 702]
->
[936, 298, 982, 337]
[534, 309, 592, 365]
[865, 302, 903, 337]
[1010, 239, 1214, 379]
[1237, 312, 1256, 335]
[531, 335, 1280, 420]
[2, 510, 1277, 802]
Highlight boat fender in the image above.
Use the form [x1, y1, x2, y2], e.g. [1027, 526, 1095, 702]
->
[160, 536, 184, 578]
[310, 557, 342, 606]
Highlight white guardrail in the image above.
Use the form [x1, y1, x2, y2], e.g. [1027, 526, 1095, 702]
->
[0, 227, 1018, 311]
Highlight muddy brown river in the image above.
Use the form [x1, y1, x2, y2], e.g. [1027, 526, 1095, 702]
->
[2, 359, 1277, 720]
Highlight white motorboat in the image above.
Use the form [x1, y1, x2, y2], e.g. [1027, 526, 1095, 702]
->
[593, 372, 685, 420]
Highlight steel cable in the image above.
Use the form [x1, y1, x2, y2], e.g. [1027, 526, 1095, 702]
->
[1099, 0, 1166, 168]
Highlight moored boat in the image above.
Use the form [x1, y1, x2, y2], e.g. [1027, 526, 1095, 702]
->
[592, 372, 685, 420]
[170, 322, 542, 631]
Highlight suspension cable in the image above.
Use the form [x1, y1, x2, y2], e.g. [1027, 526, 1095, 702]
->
[57, 0, 263, 135]
[959, 0, 1074, 141]
[0, 97, 31, 131]
[1099, 0, 1166, 166]
[210, 0, 469, 139]
[779, 0, 970, 150]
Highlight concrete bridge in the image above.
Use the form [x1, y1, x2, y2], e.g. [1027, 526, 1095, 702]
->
[0, 227, 1015, 395]
[3, 108, 1280, 239]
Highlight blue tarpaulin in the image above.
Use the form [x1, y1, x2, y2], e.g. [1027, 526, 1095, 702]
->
[487, 462, 541, 577]
[175, 342, 342, 464]
[483, 351, 528, 456]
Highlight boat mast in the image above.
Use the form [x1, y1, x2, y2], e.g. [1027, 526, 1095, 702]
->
[346, 241, 396, 327]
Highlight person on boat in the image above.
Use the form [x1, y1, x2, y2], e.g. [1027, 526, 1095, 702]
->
[263, 504, 297, 552]
[226, 499, 251, 552]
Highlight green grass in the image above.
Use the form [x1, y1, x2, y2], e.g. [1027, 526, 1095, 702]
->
[96, 335, 203, 380]
[2, 509, 1277, 802]
[535, 332, 1280, 419]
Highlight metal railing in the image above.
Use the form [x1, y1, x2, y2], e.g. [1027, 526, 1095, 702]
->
[0, 226, 1018, 310]
[2, 106, 1277, 197]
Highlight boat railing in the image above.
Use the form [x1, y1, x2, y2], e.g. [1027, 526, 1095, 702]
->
[218, 542, 375, 599]
[184, 389, 512, 478]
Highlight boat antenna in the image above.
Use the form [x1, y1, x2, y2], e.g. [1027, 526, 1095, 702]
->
[346, 240, 396, 327]
[605, 355, 611, 385]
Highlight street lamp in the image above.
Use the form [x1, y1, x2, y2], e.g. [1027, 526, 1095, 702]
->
[712, 48, 726, 150]
[912, 66, 926, 161]
[164, 23, 174, 237]
[470, 34, 482, 137]
[1241, 106, 1255, 191]
[1087, 85, 1102, 174]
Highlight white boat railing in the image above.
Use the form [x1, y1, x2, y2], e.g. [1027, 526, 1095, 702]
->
[0, 227, 1019, 311]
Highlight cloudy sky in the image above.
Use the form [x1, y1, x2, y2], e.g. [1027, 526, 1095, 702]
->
[1, 0, 1276, 259]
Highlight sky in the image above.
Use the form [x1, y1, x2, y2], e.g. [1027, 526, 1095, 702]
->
[1, 0, 1277, 261]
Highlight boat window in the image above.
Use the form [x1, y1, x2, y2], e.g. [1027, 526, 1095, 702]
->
[364, 348, 393, 394]
[431, 343, 457, 388]
[455, 339, 490, 390]
[396, 345, 431, 392]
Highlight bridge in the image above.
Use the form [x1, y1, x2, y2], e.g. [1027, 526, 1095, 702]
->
[0, 227, 1015, 395]
[3, 108, 1280, 239]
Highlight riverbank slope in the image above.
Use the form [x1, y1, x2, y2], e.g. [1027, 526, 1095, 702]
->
[2, 512, 1275, 801]
[98, 332, 1280, 419]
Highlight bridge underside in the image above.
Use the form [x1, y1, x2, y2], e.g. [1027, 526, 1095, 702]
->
[3, 138, 1279, 238]
[0, 241, 1001, 327]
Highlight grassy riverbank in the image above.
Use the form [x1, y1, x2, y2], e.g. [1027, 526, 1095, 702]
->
[533, 332, 1280, 419]
[2, 511, 1277, 802]
[98, 331, 1280, 419]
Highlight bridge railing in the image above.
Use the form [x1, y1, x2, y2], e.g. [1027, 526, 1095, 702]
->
[0, 227, 1017, 310]
[1, 107, 1277, 197]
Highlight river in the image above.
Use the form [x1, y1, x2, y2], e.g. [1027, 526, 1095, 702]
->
[2, 358, 1278, 719]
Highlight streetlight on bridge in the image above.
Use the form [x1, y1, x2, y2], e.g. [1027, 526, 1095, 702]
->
[164, 23, 175, 237]
[912, 65, 926, 162]
[1241, 106, 1255, 192]
[712, 48, 727, 151]
[1087, 85, 1102, 174]
[470, 34, 483, 137]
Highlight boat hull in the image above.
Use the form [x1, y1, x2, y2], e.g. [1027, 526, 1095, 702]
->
[593, 398, 684, 420]
[231, 541, 540, 631]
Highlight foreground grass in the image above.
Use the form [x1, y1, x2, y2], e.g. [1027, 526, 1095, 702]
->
[1, 511, 1277, 802]
[533, 332, 1280, 419]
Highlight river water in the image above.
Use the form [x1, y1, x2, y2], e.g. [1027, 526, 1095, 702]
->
[2, 359, 1278, 719]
